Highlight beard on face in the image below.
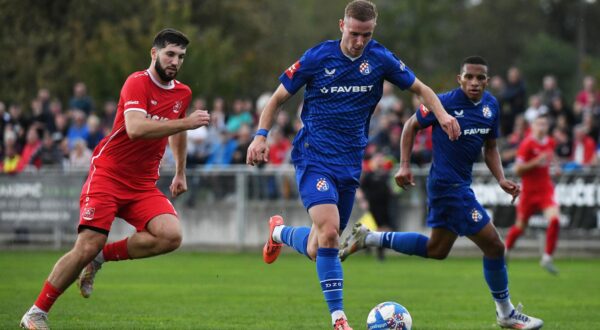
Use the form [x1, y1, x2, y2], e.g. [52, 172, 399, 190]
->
[154, 58, 177, 82]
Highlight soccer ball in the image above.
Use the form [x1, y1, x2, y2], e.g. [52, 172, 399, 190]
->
[366, 301, 412, 330]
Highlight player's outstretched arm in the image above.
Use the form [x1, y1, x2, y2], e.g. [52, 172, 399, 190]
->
[124, 110, 210, 140]
[394, 114, 420, 190]
[246, 84, 292, 166]
[484, 139, 520, 202]
[409, 78, 460, 141]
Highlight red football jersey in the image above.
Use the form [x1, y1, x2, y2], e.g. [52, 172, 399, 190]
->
[516, 135, 555, 194]
[90, 70, 191, 189]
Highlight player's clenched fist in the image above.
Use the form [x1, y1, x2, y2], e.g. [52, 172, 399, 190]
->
[246, 136, 269, 166]
[186, 110, 210, 129]
[394, 164, 415, 190]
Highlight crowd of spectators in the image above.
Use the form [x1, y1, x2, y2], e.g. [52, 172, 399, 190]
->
[2, 70, 599, 180]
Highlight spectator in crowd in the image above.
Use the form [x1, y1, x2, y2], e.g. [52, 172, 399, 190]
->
[69, 82, 93, 115]
[231, 124, 254, 165]
[100, 100, 117, 135]
[369, 113, 394, 152]
[186, 125, 210, 166]
[32, 131, 63, 168]
[16, 126, 43, 172]
[388, 125, 402, 162]
[86, 114, 104, 150]
[571, 125, 597, 167]
[31, 98, 52, 131]
[69, 138, 92, 169]
[539, 75, 561, 108]
[581, 112, 599, 144]
[0, 101, 8, 147]
[499, 114, 528, 167]
[46, 99, 63, 133]
[500, 67, 527, 135]
[66, 109, 89, 149]
[379, 81, 401, 115]
[254, 92, 272, 123]
[574, 75, 600, 119]
[553, 127, 572, 163]
[8, 104, 30, 148]
[226, 98, 253, 134]
[52, 113, 69, 143]
[211, 97, 227, 131]
[37, 88, 51, 113]
[206, 130, 237, 168]
[275, 111, 295, 139]
[548, 96, 574, 131]
[489, 75, 505, 98]
[524, 94, 548, 124]
[267, 126, 292, 166]
[1, 130, 20, 174]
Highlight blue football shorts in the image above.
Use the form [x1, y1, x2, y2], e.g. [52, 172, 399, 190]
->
[426, 184, 490, 236]
[294, 161, 361, 232]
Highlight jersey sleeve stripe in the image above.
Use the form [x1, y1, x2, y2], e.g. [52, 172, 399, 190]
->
[124, 108, 147, 115]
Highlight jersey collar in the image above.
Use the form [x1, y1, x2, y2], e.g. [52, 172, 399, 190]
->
[146, 69, 175, 90]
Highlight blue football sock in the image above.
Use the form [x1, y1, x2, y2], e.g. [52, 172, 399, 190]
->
[280, 226, 310, 257]
[380, 232, 429, 258]
[483, 256, 510, 302]
[316, 248, 344, 313]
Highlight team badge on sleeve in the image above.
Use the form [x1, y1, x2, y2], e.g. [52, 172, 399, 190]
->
[316, 178, 330, 192]
[471, 209, 482, 222]
[285, 60, 301, 79]
[482, 105, 492, 119]
[419, 104, 431, 117]
[359, 60, 371, 75]
[82, 207, 96, 221]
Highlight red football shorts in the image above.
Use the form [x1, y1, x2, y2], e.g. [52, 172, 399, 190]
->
[516, 191, 557, 222]
[78, 173, 177, 235]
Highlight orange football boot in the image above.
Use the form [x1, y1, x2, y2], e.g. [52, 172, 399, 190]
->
[262, 215, 284, 264]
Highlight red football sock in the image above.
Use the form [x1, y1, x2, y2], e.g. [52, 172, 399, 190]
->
[505, 226, 523, 250]
[102, 238, 131, 261]
[545, 217, 560, 255]
[34, 280, 63, 313]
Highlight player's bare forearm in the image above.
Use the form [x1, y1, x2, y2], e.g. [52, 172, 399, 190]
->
[169, 131, 187, 176]
[483, 139, 506, 183]
[125, 110, 209, 140]
[400, 115, 420, 165]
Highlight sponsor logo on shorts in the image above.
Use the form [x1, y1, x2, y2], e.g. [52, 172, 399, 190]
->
[82, 207, 95, 221]
[471, 208, 482, 222]
[316, 178, 329, 192]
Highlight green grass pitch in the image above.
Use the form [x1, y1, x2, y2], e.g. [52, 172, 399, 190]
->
[1, 251, 599, 329]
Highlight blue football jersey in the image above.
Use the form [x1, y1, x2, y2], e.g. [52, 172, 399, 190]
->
[416, 88, 500, 187]
[280, 39, 416, 166]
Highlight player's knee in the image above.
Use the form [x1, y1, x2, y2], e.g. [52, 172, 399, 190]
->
[487, 240, 506, 258]
[73, 240, 103, 262]
[164, 233, 182, 252]
[318, 227, 339, 248]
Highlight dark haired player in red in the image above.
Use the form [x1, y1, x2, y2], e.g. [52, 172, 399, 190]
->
[20, 28, 210, 329]
[505, 114, 560, 275]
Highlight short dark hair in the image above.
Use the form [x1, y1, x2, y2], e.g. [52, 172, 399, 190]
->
[461, 56, 488, 72]
[153, 28, 189, 49]
[345, 0, 378, 22]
